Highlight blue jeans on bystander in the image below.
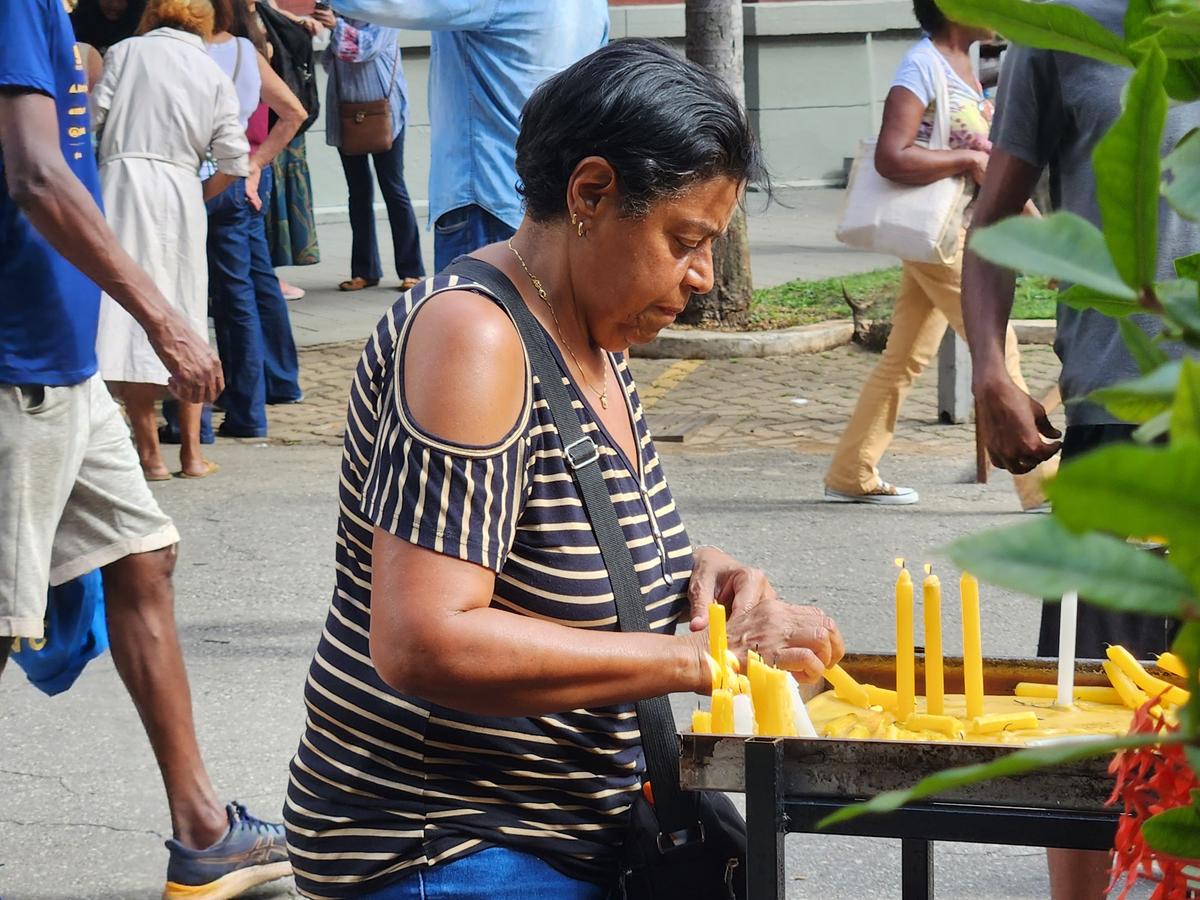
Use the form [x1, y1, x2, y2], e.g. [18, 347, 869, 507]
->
[355, 847, 609, 899]
[208, 166, 302, 438]
[433, 203, 516, 273]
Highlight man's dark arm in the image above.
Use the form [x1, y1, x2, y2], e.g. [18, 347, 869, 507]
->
[0, 87, 222, 402]
[963, 148, 1062, 473]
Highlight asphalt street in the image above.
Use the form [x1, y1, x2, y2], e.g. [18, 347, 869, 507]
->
[1, 441, 1104, 900]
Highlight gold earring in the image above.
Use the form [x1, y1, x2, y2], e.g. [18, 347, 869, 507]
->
[577, 219, 585, 238]
[570, 212, 578, 226]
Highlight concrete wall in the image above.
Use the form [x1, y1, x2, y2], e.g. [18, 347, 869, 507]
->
[307, 1, 920, 221]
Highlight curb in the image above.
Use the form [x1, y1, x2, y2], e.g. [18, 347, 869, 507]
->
[1013, 319, 1055, 345]
[630, 320, 855, 360]
[630, 318, 1056, 360]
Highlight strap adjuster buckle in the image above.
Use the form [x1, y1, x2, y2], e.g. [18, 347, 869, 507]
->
[564, 436, 600, 470]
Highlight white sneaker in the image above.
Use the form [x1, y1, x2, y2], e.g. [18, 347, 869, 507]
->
[824, 482, 919, 505]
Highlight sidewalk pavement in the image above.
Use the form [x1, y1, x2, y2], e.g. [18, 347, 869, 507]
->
[278, 187, 894, 348]
[262, 188, 1059, 460]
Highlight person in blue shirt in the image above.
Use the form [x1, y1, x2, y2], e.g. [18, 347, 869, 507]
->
[318, 0, 609, 272]
[0, 1, 289, 896]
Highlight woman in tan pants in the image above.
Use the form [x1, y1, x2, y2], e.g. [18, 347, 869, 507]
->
[824, 0, 1052, 508]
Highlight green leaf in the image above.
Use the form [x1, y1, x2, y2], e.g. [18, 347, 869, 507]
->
[1175, 359, 1200, 442]
[1142, 806, 1200, 858]
[1089, 360, 1183, 423]
[1164, 129, 1200, 221]
[1049, 443, 1200, 550]
[1134, 408, 1174, 442]
[970, 214, 1138, 300]
[1171, 620, 1200, 736]
[1160, 280, 1200, 338]
[1060, 284, 1141, 317]
[1164, 60, 1200, 102]
[1147, 8, 1200, 37]
[1175, 252, 1200, 282]
[1094, 45, 1167, 288]
[1119, 317, 1170, 374]
[946, 517, 1195, 616]
[818, 733, 1181, 830]
[920, 0, 1133, 68]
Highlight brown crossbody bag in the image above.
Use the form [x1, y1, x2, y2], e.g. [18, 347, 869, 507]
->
[333, 45, 399, 156]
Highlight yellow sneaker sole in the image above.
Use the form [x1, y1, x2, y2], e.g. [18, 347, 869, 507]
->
[162, 860, 292, 900]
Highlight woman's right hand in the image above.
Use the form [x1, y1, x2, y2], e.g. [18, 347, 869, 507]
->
[964, 149, 989, 186]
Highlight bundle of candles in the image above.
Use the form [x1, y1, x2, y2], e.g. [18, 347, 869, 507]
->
[689, 563, 1190, 743]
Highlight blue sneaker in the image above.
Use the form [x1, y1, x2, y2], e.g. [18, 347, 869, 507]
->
[163, 801, 291, 899]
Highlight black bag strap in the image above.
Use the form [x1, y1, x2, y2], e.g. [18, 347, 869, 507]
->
[445, 257, 700, 840]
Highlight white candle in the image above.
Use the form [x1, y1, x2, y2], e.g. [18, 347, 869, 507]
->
[1056, 591, 1079, 708]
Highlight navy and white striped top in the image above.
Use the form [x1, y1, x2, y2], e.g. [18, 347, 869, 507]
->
[284, 274, 693, 898]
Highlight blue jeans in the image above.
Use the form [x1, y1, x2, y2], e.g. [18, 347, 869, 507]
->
[207, 166, 302, 437]
[433, 203, 516, 273]
[340, 128, 424, 281]
[356, 847, 608, 900]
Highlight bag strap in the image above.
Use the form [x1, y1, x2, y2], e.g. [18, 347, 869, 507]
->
[444, 257, 700, 840]
[232, 36, 244, 85]
[329, 28, 401, 103]
[929, 51, 951, 151]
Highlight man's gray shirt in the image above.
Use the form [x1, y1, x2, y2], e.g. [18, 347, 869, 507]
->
[991, 0, 1200, 425]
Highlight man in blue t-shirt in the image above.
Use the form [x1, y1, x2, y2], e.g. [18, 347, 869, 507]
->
[0, 2, 290, 896]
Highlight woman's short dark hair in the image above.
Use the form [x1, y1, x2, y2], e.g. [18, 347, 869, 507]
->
[912, 0, 948, 34]
[516, 39, 766, 222]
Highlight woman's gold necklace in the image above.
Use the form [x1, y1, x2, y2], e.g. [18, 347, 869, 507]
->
[507, 239, 609, 409]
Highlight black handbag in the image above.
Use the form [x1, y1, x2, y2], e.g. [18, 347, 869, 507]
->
[257, 3, 320, 135]
[446, 258, 747, 900]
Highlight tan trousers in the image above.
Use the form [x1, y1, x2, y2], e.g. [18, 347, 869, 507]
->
[824, 246, 1054, 508]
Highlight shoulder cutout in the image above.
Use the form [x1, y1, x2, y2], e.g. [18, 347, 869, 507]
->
[400, 289, 529, 450]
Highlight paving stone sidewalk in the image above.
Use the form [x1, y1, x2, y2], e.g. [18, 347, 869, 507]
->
[260, 339, 1063, 456]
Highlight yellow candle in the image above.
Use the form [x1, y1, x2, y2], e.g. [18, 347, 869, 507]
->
[1157, 652, 1187, 678]
[1103, 660, 1149, 710]
[923, 566, 944, 716]
[903, 713, 962, 737]
[769, 667, 798, 736]
[864, 684, 898, 712]
[1014, 682, 1124, 705]
[711, 688, 734, 733]
[1107, 645, 1190, 707]
[960, 572, 984, 721]
[895, 564, 915, 720]
[825, 665, 871, 708]
[969, 711, 1039, 734]
[747, 654, 771, 734]
[691, 709, 712, 734]
[708, 603, 728, 690]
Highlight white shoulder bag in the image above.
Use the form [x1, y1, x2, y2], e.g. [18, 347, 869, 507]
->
[835, 57, 968, 265]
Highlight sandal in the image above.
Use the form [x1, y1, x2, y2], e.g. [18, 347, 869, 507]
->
[143, 469, 172, 483]
[399, 276, 423, 291]
[176, 460, 220, 480]
[338, 277, 380, 292]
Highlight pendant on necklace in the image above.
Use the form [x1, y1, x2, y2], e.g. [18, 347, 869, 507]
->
[601, 395, 609, 410]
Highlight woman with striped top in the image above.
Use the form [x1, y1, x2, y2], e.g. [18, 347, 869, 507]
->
[284, 39, 844, 899]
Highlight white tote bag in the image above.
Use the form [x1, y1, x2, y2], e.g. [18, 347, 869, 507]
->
[835, 59, 968, 265]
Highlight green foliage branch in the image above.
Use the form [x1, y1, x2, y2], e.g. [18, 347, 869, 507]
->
[819, 0, 1200, 864]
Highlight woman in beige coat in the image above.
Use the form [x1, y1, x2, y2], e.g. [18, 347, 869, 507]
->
[93, 0, 249, 479]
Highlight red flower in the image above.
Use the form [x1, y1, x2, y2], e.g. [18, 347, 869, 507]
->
[1107, 700, 1200, 899]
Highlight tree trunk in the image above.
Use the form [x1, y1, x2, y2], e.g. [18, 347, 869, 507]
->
[680, 0, 753, 328]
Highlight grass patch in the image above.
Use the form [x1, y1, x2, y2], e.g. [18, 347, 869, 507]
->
[748, 267, 1058, 330]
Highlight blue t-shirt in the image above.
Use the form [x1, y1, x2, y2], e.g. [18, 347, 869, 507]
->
[0, 0, 103, 386]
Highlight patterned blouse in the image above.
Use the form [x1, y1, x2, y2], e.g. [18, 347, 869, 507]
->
[284, 273, 694, 898]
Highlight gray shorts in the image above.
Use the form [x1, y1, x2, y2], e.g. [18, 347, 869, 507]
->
[0, 376, 179, 639]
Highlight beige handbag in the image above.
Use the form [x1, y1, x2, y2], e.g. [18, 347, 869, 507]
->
[836, 59, 968, 264]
